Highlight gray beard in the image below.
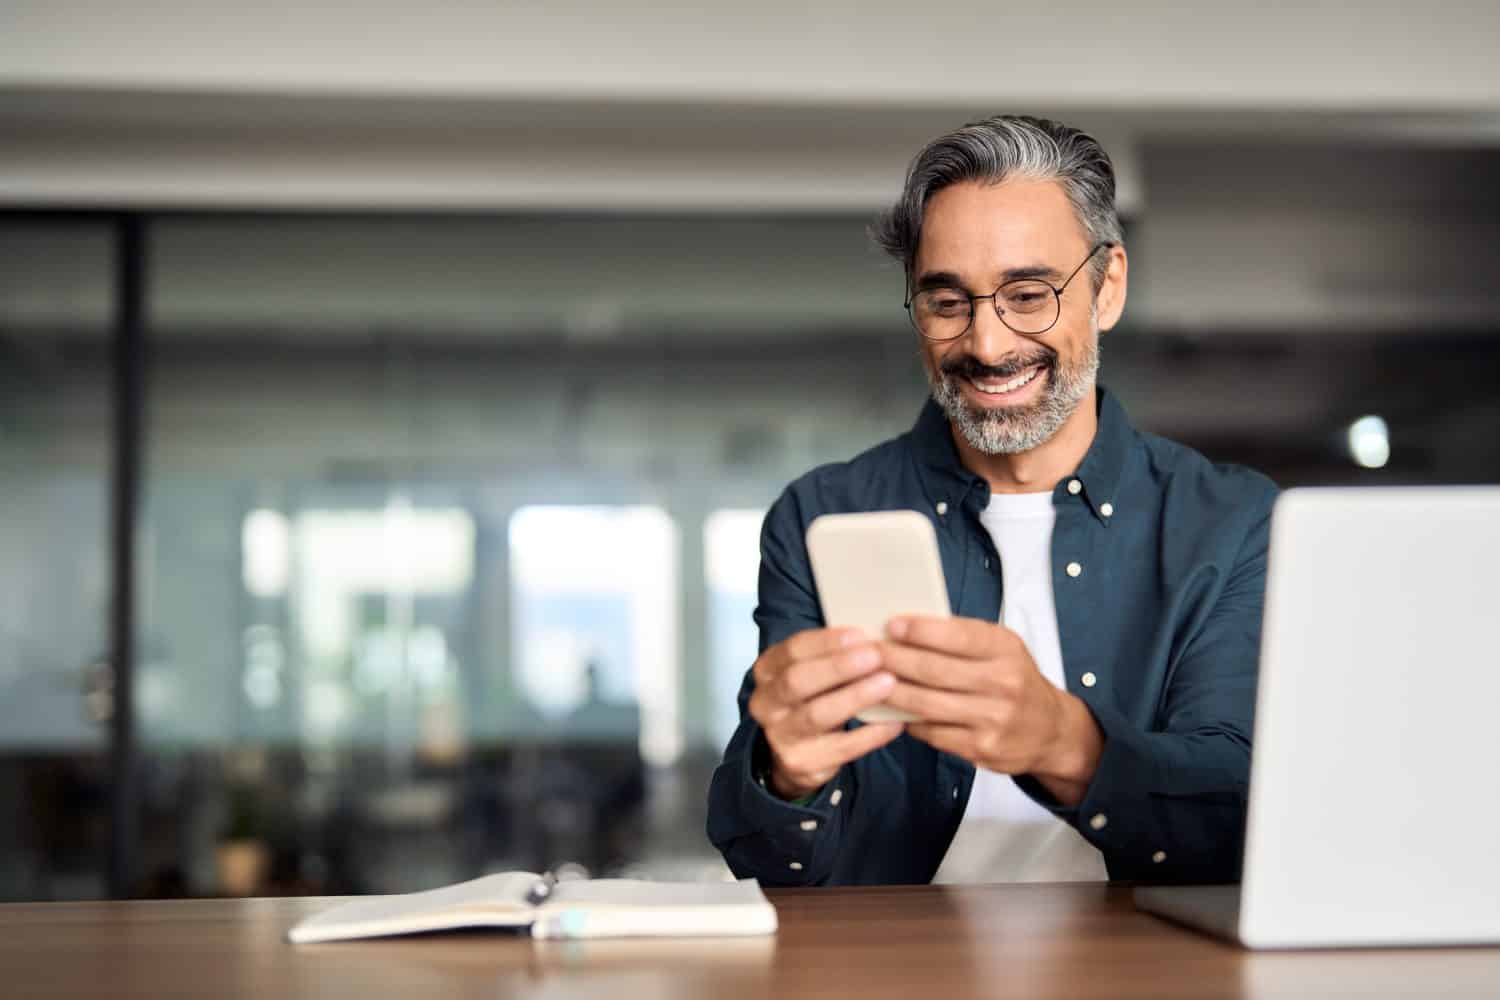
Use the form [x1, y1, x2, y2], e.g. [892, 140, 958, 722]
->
[928, 332, 1100, 456]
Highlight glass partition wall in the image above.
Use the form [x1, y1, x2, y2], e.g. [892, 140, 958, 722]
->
[5, 206, 1495, 900]
[3, 212, 918, 898]
[0, 220, 114, 900]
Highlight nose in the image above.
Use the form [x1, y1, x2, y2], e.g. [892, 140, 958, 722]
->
[966, 294, 1031, 365]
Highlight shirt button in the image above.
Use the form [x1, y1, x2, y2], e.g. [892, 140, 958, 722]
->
[1100, 503, 1114, 518]
[1152, 851, 1167, 864]
[1081, 672, 1097, 688]
[1089, 813, 1108, 831]
[1066, 562, 1082, 578]
[799, 819, 818, 832]
[952, 786, 959, 800]
[936, 501, 948, 516]
[1067, 479, 1083, 495]
[829, 788, 843, 806]
[983, 557, 991, 570]
[788, 861, 804, 871]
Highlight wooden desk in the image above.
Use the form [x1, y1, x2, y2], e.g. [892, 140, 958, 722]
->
[4, 884, 1498, 998]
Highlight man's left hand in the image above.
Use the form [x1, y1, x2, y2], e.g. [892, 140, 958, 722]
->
[878, 615, 1104, 807]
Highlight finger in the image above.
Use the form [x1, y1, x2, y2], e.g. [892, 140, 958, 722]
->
[782, 626, 863, 665]
[886, 615, 1016, 660]
[753, 644, 882, 726]
[821, 721, 905, 767]
[757, 626, 863, 683]
[747, 686, 791, 729]
[775, 642, 883, 706]
[907, 722, 978, 759]
[781, 722, 905, 779]
[877, 641, 986, 693]
[881, 680, 991, 726]
[784, 670, 896, 737]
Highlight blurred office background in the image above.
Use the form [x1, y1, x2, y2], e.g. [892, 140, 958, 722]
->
[2, 2, 1498, 900]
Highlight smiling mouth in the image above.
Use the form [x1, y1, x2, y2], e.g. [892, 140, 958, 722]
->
[967, 364, 1045, 397]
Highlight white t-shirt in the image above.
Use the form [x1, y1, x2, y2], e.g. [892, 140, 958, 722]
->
[931, 490, 1108, 884]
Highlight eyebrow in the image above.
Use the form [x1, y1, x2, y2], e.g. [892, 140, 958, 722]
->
[913, 264, 1064, 292]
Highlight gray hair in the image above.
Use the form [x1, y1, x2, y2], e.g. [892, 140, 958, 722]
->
[871, 114, 1123, 289]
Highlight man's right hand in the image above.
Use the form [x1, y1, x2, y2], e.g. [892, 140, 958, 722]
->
[747, 628, 905, 800]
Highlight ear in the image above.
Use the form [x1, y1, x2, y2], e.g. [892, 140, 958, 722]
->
[1095, 245, 1129, 333]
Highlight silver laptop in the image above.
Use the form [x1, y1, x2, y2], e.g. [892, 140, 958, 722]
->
[1135, 487, 1500, 949]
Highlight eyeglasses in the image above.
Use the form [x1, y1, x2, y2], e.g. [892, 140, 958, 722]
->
[904, 242, 1113, 341]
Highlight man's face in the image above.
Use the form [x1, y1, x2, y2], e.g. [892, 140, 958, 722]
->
[912, 177, 1125, 456]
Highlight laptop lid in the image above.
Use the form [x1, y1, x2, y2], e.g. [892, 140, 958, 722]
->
[1239, 487, 1500, 948]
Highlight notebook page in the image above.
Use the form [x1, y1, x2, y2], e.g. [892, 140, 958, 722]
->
[533, 879, 777, 939]
[545, 878, 770, 909]
[288, 872, 538, 942]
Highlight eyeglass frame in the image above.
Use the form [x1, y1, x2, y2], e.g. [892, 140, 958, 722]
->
[903, 241, 1115, 341]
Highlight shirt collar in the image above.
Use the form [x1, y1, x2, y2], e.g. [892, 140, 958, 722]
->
[1067, 385, 1135, 524]
[908, 384, 1137, 525]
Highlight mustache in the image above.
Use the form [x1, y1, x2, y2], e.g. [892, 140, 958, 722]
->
[939, 347, 1057, 383]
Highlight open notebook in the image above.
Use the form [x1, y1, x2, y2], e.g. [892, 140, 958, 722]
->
[286, 872, 778, 944]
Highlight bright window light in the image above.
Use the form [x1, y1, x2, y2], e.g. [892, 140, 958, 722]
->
[295, 505, 475, 595]
[242, 509, 291, 597]
[293, 504, 475, 667]
[509, 505, 681, 766]
[705, 510, 765, 594]
[705, 509, 766, 750]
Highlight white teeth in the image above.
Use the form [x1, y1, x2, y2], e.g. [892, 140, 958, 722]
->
[973, 367, 1040, 395]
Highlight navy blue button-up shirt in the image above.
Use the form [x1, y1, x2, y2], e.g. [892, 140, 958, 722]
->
[707, 386, 1279, 886]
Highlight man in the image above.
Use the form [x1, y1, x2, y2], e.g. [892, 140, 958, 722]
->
[706, 115, 1278, 886]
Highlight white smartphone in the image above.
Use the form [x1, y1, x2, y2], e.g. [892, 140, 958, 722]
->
[805, 510, 952, 723]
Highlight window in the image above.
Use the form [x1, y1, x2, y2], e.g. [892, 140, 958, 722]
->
[704, 510, 765, 751]
[509, 506, 681, 766]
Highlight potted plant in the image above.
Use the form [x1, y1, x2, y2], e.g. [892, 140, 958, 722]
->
[215, 782, 271, 896]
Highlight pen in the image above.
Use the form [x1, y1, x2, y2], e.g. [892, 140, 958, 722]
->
[525, 871, 557, 906]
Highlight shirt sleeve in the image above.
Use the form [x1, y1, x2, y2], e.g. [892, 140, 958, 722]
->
[1018, 483, 1276, 884]
[705, 485, 859, 886]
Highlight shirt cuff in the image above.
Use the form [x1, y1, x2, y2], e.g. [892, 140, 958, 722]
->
[1014, 697, 1158, 855]
[751, 730, 825, 806]
[707, 726, 849, 884]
